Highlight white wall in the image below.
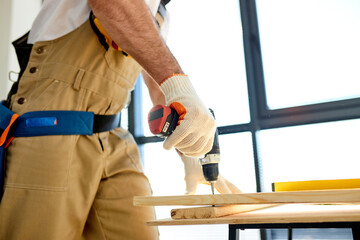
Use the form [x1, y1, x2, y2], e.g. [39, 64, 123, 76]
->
[0, 0, 13, 99]
[0, 0, 41, 99]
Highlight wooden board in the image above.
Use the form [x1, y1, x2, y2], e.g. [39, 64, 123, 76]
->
[171, 204, 275, 219]
[147, 204, 360, 226]
[134, 189, 360, 206]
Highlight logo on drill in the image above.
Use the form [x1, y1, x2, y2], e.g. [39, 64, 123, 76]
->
[162, 122, 170, 134]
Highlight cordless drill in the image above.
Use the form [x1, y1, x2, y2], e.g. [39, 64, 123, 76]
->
[148, 105, 220, 194]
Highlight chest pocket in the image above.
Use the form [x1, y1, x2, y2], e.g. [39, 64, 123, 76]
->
[105, 47, 142, 90]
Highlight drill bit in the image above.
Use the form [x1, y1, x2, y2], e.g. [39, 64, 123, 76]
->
[211, 182, 215, 195]
[210, 182, 215, 207]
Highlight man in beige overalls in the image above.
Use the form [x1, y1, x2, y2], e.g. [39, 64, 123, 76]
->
[0, 0, 241, 239]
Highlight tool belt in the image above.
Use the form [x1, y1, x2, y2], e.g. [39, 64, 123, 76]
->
[0, 101, 121, 201]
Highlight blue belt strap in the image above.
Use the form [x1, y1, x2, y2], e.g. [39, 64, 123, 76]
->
[13, 110, 94, 137]
[0, 101, 96, 201]
[0, 101, 94, 137]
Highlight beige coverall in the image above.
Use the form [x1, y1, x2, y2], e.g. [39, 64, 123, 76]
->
[0, 19, 159, 240]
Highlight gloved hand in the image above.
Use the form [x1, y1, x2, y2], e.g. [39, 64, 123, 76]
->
[179, 152, 242, 195]
[160, 74, 216, 157]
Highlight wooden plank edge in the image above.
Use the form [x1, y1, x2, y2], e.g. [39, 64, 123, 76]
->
[133, 189, 360, 206]
[146, 207, 360, 226]
[171, 204, 276, 219]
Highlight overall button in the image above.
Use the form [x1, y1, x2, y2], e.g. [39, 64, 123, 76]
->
[17, 97, 26, 105]
[29, 67, 38, 73]
[36, 47, 44, 54]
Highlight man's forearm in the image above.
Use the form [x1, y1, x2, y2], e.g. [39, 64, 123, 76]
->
[142, 70, 166, 105]
[88, 0, 183, 84]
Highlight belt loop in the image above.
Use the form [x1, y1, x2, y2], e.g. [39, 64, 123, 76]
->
[73, 69, 85, 91]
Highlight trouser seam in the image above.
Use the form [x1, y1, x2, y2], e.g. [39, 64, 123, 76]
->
[92, 204, 108, 240]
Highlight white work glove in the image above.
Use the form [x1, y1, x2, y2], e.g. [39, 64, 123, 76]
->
[180, 153, 242, 195]
[160, 74, 216, 157]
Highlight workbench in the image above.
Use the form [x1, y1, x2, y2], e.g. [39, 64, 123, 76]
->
[134, 189, 360, 240]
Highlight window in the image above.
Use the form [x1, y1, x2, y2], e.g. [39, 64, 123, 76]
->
[259, 119, 360, 192]
[256, 0, 360, 109]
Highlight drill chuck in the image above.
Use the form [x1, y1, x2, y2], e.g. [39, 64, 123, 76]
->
[201, 163, 219, 182]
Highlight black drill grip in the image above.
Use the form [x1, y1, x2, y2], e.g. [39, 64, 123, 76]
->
[206, 109, 220, 155]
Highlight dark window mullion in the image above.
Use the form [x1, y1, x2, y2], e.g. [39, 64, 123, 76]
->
[239, 0, 266, 198]
[262, 97, 360, 118]
[259, 103, 360, 130]
[239, 0, 268, 120]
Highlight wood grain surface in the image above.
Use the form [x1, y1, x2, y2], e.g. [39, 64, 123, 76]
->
[171, 204, 275, 219]
[134, 189, 360, 206]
